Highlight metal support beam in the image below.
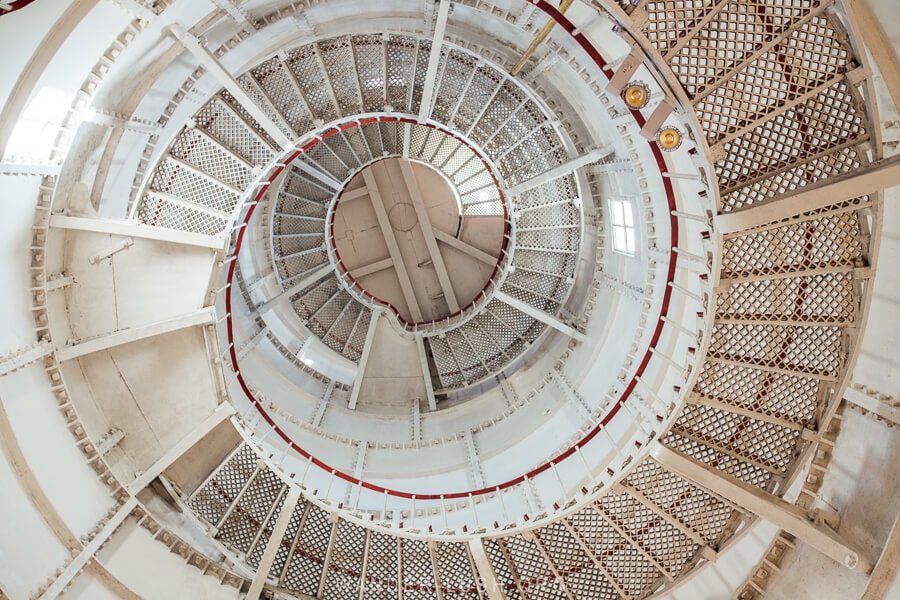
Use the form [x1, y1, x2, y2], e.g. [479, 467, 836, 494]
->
[126, 402, 235, 493]
[363, 169, 424, 321]
[494, 290, 585, 341]
[847, 0, 900, 116]
[433, 229, 496, 265]
[38, 498, 138, 600]
[49, 215, 228, 250]
[399, 161, 459, 312]
[0, 341, 53, 376]
[415, 337, 437, 411]
[652, 444, 873, 573]
[0, 161, 61, 177]
[844, 386, 900, 426]
[258, 264, 333, 315]
[57, 307, 216, 361]
[246, 486, 303, 600]
[467, 540, 505, 600]
[506, 147, 613, 196]
[168, 24, 293, 149]
[716, 154, 900, 234]
[348, 310, 380, 410]
[861, 508, 900, 600]
[418, 0, 451, 122]
[351, 257, 393, 279]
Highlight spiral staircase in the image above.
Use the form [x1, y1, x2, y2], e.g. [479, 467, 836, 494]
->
[0, 0, 897, 599]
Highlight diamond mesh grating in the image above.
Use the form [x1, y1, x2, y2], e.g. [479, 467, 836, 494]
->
[194, 97, 276, 165]
[188, 445, 257, 526]
[322, 519, 366, 599]
[251, 57, 314, 135]
[434, 541, 481, 600]
[282, 505, 331, 596]
[365, 530, 400, 600]
[217, 469, 283, 555]
[625, 460, 736, 548]
[722, 211, 865, 278]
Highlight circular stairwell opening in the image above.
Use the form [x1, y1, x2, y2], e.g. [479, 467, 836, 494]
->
[329, 157, 505, 324]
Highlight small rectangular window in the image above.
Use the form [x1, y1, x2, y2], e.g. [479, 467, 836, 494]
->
[609, 199, 637, 255]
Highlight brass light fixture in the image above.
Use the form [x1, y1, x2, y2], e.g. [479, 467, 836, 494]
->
[657, 126, 683, 151]
[622, 81, 651, 110]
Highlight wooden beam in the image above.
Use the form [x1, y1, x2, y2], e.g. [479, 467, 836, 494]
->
[861, 509, 900, 599]
[652, 444, 873, 573]
[352, 257, 394, 279]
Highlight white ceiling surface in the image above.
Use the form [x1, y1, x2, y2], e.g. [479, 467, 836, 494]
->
[0, 1, 898, 600]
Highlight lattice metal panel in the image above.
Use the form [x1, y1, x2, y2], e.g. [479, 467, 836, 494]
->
[451, 65, 503, 134]
[461, 319, 510, 374]
[716, 271, 857, 325]
[217, 89, 282, 150]
[663, 430, 774, 488]
[283, 169, 335, 201]
[270, 499, 308, 582]
[598, 493, 699, 579]
[386, 36, 418, 112]
[194, 97, 276, 165]
[668, 0, 819, 98]
[282, 505, 331, 596]
[625, 460, 736, 548]
[672, 403, 802, 476]
[502, 277, 561, 313]
[136, 193, 229, 234]
[276, 193, 329, 219]
[322, 519, 366, 600]
[323, 301, 364, 357]
[472, 312, 526, 369]
[250, 57, 314, 136]
[343, 126, 376, 166]
[325, 130, 364, 173]
[432, 49, 477, 124]
[721, 211, 865, 278]
[401, 539, 438, 600]
[188, 445, 258, 526]
[278, 246, 329, 282]
[353, 35, 388, 112]
[707, 322, 844, 378]
[365, 530, 400, 600]
[218, 469, 284, 556]
[412, 40, 444, 116]
[537, 521, 620, 600]
[286, 46, 341, 123]
[150, 159, 240, 214]
[291, 278, 342, 320]
[470, 81, 526, 147]
[486, 298, 545, 343]
[445, 329, 488, 384]
[319, 37, 364, 116]
[693, 359, 820, 427]
[502, 535, 567, 600]
[434, 541, 482, 600]
[565, 508, 660, 597]
[428, 334, 465, 389]
[344, 308, 372, 362]
[642, 0, 723, 54]
[716, 82, 868, 209]
[481, 539, 523, 600]
[379, 120, 402, 154]
[695, 15, 855, 146]
[273, 214, 326, 238]
[309, 289, 353, 346]
[169, 128, 254, 190]
[235, 74, 295, 140]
